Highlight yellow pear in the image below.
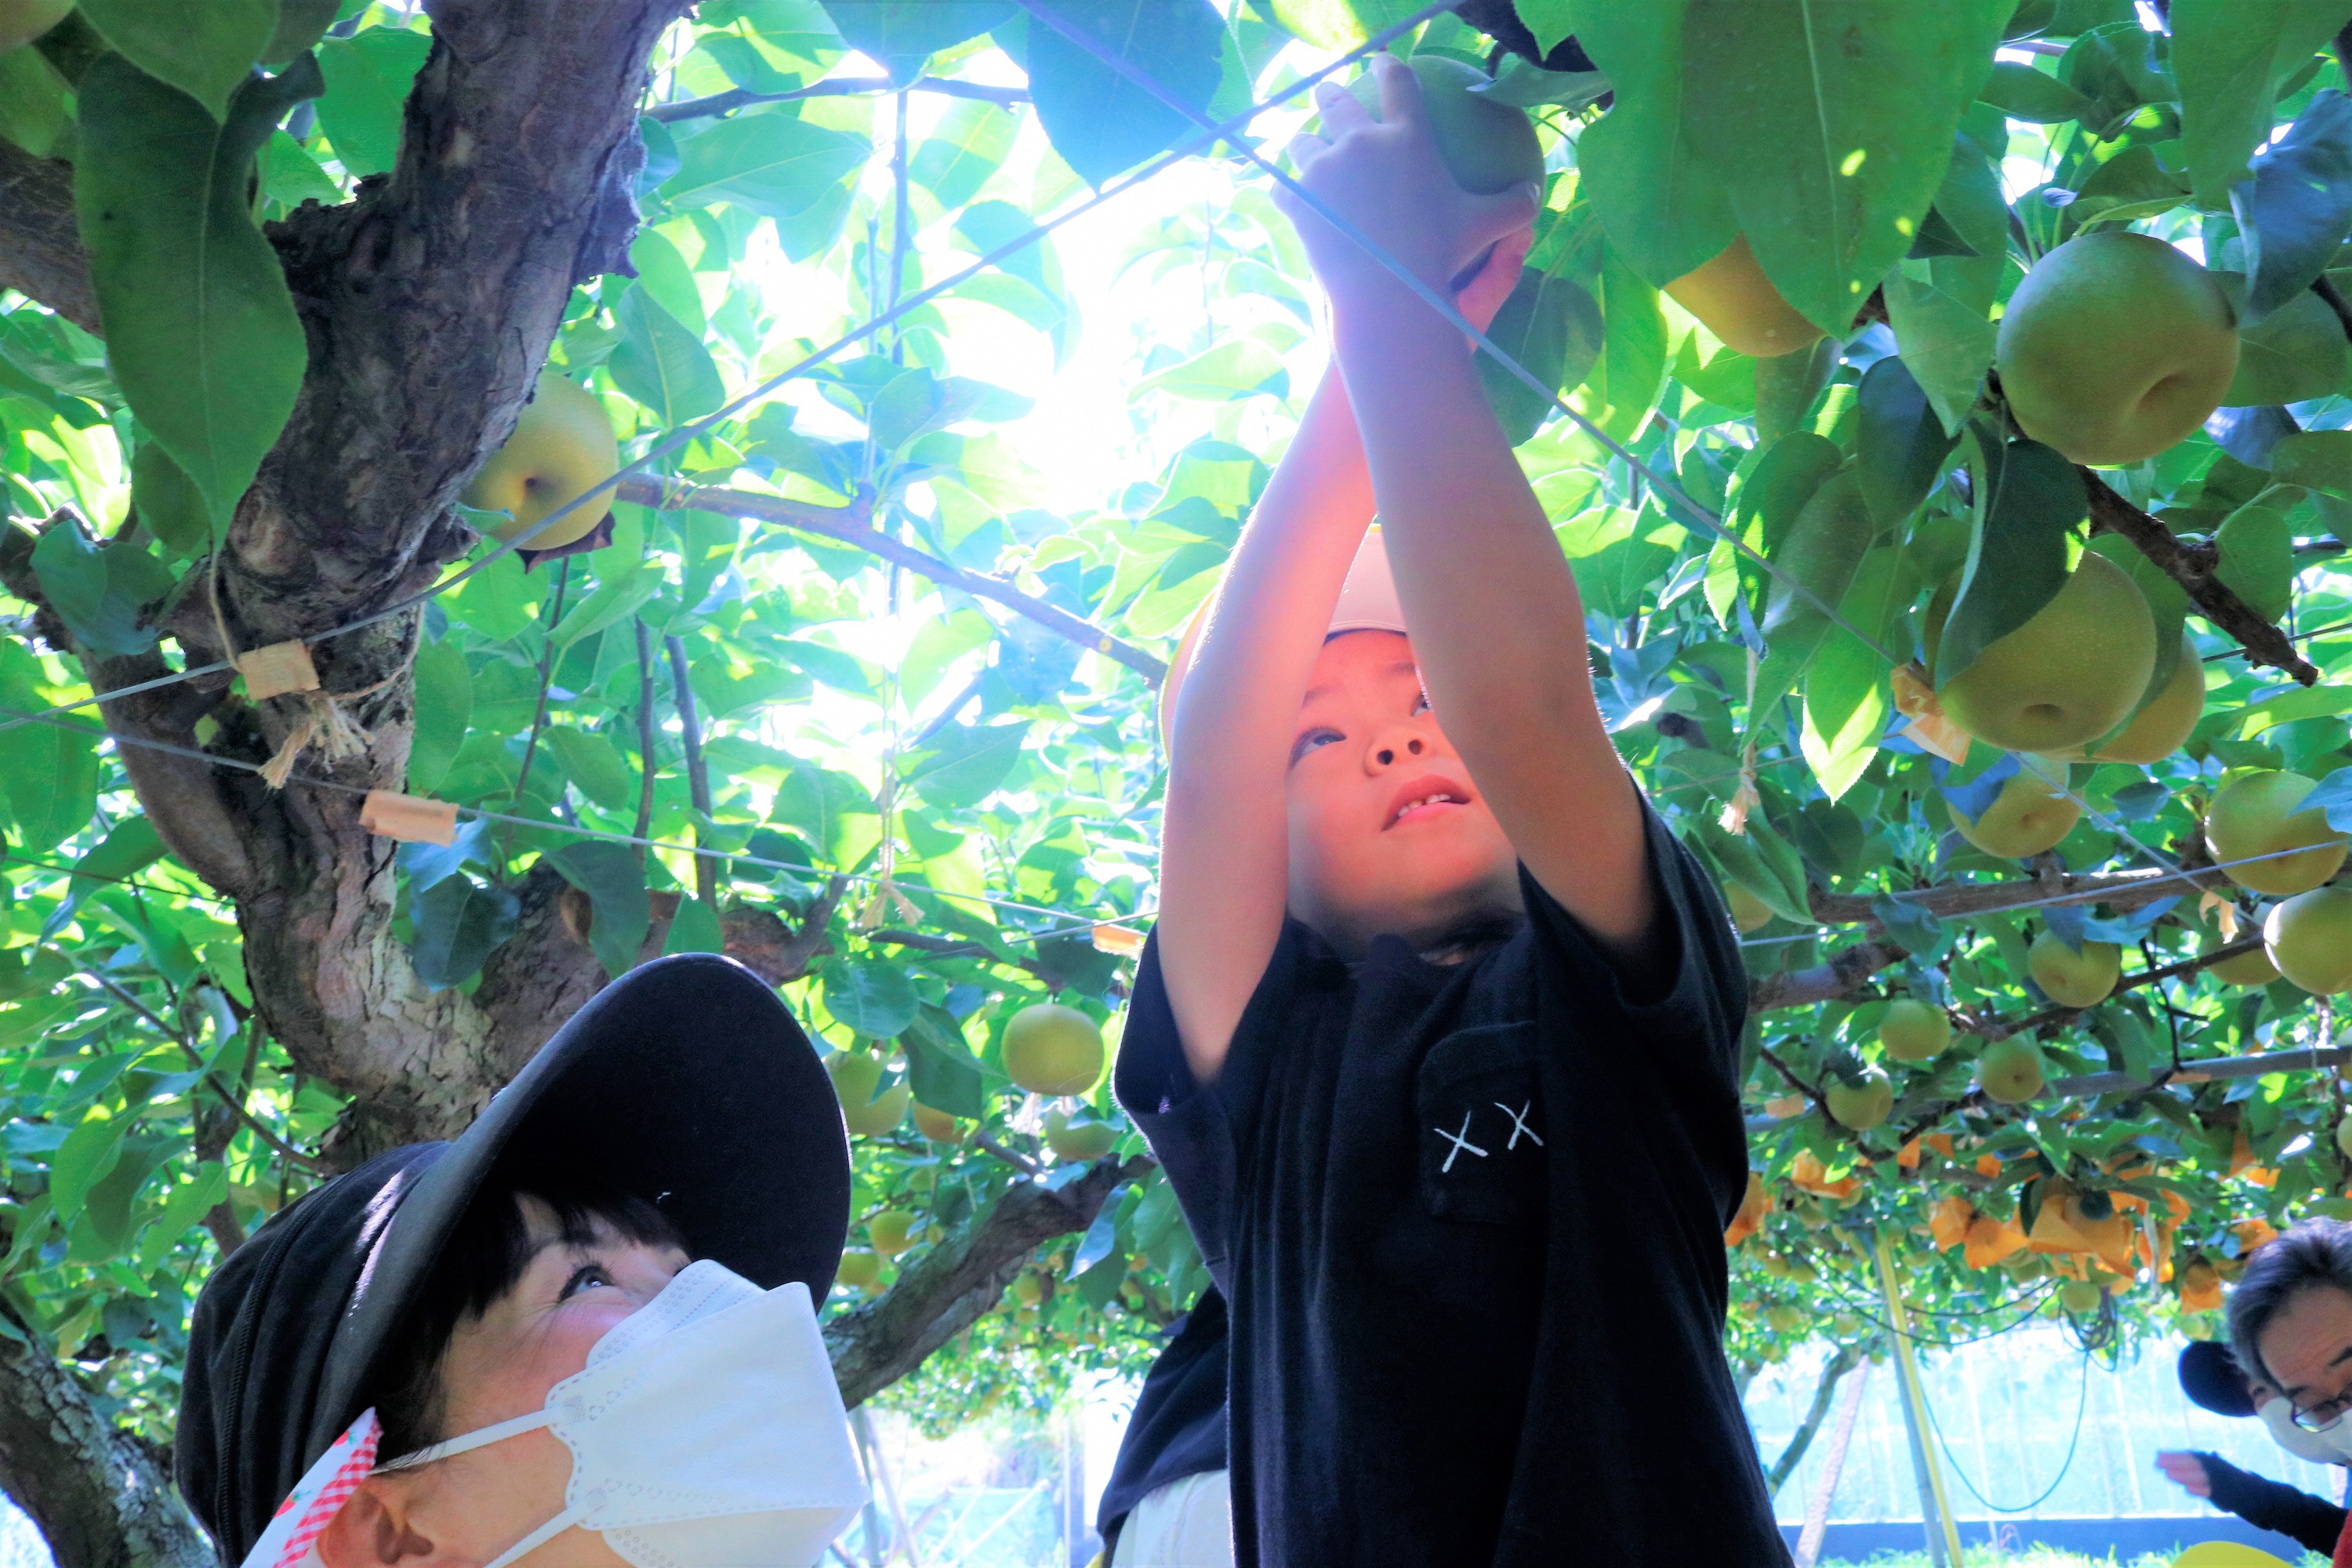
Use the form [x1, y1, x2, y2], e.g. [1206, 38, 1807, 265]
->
[1725, 881, 1772, 933]
[1949, 767, 2081, 859]
[1934, 550, 2156, 754]
[1350, 55, 1545, 195]
[2058, 1279, 2103, 1314]
[1824, 1067, 1893, 1132]
[1878, 998, 1952, 1063]
[1978, 1037, 2047, 1104]
[1994, 230, 2239, 465]
[826, 1052, 909, 1138]
[0, 0, 71, 52]
[912, 1102, 967, 1145]
[2028, 931, 2122, 1008]
[2264, 886, 2352, 994]
[1665, 235, 1826, 358]
[1044, 1107, 1118, 1163]
[833, 1249, 882, 1291]
[2206, 771, 2349, 895]
[2205, 938, 2278, 988]
[1002, 1003, 1105, 1098]
[869, 1210, 917, 1257]
[2082, 633, 2205, 764]
[459, 370, 620, 550]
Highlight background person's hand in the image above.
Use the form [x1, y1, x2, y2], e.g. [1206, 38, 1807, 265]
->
[1278, 56, 1536, 315]
[1454, 225, 1533, 336]
[2156, 1450, 2214, 1497]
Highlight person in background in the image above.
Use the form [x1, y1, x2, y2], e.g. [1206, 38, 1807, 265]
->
[1095, 1289, 1232, 1567]
[176, 955, 870, 1568]
[2158, 1338, 2346, 1554]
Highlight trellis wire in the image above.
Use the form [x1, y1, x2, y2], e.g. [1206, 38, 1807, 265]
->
[0, 0, 1461, 740]
[1920, 1343, 2093, 1515]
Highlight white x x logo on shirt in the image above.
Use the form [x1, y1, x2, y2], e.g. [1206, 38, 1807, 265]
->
[1436, 1111, 1489, 1173]
[1494, 1100, 1543, 1150]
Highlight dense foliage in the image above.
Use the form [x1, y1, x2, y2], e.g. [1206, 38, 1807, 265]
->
[5, 0, 2352, 1542]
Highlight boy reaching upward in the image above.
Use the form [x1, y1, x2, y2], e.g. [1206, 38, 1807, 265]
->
[1113, 57, 1789, 1566]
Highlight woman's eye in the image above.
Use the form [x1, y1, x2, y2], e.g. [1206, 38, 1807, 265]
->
[559, 1264, 615, 1301]
[1412, 691, 1431, 714]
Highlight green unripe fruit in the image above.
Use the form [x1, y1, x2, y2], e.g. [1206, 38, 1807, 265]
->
[1725, 881, 1772, 934]
[1349, 55, 1544, 195]
[869, 1210, 916, 1257]
[1979, 1037, 2047, 1105]
[2059, 1280, 2103, 1315]
[827, 1051, 909, 1138]
[460, 371, 621, 550]
[1878, 999, 1952, 1063]
[1948, 768, 2080, 860]
[2265, 886, 2352, 995]
[2206, 771, 2349, 897]
[1044, 1107, 1119, 1163]
[834, 1249, 882, 1291]
[2027, 932, 2121, 1009]
[1002, 1004, 1106, 1098]
[1824, 1067, 1894, 1132]
[1933, 551, 2156, 755]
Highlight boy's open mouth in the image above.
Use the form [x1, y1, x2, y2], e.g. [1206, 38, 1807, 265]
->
[1385, 775, 1470, 829]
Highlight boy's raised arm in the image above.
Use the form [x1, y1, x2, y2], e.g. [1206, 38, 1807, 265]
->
[1287, 61, 1659, 960]
[1156, 375, 1374, 1084]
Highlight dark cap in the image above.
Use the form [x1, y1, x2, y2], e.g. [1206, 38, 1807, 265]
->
[175, 953, 850, 1565]
[2179, 1338, 2258, 1417]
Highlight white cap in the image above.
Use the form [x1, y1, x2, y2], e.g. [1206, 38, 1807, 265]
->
[1160, 528, 1403, 746]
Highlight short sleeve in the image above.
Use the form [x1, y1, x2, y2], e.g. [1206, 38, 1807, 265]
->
[1518, 800, 1750, 1099]
[1114, 931, 1237, 1292]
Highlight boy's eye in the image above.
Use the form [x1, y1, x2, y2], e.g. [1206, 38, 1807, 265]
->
[1289, 728, 1342, 767]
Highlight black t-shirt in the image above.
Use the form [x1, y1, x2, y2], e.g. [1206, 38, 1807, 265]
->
[1095, 1287, 1230, 1553]
[2199, 1453, 2347, 1553]
[1116, 806, 1787, 1566]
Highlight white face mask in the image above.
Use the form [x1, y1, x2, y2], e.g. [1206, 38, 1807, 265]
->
[378, 1259, 868, 1568]
[2259, 1394, 2352, 1465]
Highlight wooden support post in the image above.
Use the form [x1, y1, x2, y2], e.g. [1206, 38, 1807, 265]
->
[1874, 1229, 1965, 1568]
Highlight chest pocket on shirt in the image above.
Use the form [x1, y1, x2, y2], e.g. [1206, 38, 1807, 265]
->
[1414, 1021, 1545, 1225]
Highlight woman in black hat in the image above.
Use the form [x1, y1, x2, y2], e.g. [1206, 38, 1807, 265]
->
[176, 954, 869, 1568]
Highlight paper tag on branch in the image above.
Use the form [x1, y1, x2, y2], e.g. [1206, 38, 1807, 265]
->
[360, 790, 458, 846]
[1890, 663, 1969, 765]
[2199, 889, 2240, 941]
[237, 640, 321, 702]
[1091, 922, 1146, 956]
[1718, 773, 1759, 835]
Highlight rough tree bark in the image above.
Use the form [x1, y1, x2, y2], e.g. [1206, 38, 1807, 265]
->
[0, 1327, 209, 1568]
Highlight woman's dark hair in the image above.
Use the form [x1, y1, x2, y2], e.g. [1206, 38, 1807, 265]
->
[368, 1162, 685, 1457]
[2228, 1218, 2352, 1388]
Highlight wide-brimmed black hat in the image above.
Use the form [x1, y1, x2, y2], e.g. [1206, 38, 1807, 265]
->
[2180, 1338, 2258, 1417]
[176, 953, 850, 1564]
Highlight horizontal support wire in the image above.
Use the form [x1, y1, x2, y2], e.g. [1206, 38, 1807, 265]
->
[0, 0, 1458, 740]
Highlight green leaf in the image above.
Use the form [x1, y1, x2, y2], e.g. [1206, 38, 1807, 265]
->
[137, 1160, 228, 1272]
[627, 227, 706, 338]
[0, 45, 73, 158]
[0, 720, 97, 855]
[1802, 545, 1909, 800]
[610, 285, 725, 426]
[1477, 262, 1603, 445]
[2215, 501, 2297, 620]
[659, 111, 870, 222]
[545, 726, 635, 812]
[407, 634, 471, 794]
[132, 440, 212, 557]
[2270, 428, 2352, 495]
[1682, 0, 2010, 336]
[79, 0, 277, 122]
[902, 1003, 985, 1117]
[2176, 0, 2350, 208]
[1883, 258, 1998, 435]
[818, 1, 1013, 65]
[1757, 469, 1878, 714]
[72, 818, 167, 889]
[903, 722, 1025, 809]
[662, 895, 725, 956]
[82, 1131, 175, 1250]
[437, 550, 546, 642]
[548, 842, 649, 979]
[264, 0, 340, 63]
[407, 873, 520, 991]
[74, 54, 318, 533]
[1566, 0, 1737, 288]
[314, 26, 429, 176]
[774, 766, 875, 858]
[822, 957, 919, 1038]
[2226, 280, 2348, 403]
[31, 521, 154, 658]
[1693, 818, 1811, 924]
[47, 1118, 125, 1228]
[1021, 0, 1225, 187]
[1936, 434, 2082, 690]
[1266, 0, 1421, 49]
[1856, 355, 1960, 525]
[1569, 242, 1665, 441]
[1976, 59, 2093, 123]
[1753, 337, 1835, 448]
[909, 96, 1019, 211]
[2232, 90, 2352, 322]
[1127, 338, 1287, 403]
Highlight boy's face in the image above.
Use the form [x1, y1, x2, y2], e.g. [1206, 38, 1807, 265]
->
[1284, 630, 1521, 952]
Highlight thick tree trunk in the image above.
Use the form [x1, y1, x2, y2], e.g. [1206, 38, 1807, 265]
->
[1766, 1341, 1864, 1495]
[1795, 1357, 1871, 1568]
[0, 1329, 209, 1568]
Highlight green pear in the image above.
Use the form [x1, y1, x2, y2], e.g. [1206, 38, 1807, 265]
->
[1994, 231, 2238, 465]
[2028, 931, 2121, 1008]
[1978, 1037, 2047, 1105]
[1665, 235, 1825, 358]
[826, 1051, 909, 1138]
[1933, 550, 2156, 754]
[1878, 998, 1952, 1063]
[1824, 1067, 1894, 1131]
[2264, 886, 2352, 995]
[459, 370, 620, 550]
[1725, 881, 1772, 933]
[1949, 768, 2080, 859]
[2205, 771, 2349, 896]
[2079, 633, 2206, 764]
[1002, 1003, 1105, 1097]
[1349, 55, 1544, 195]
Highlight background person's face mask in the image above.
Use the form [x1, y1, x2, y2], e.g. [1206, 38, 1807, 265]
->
[379, 1259, 868, 1568]
[2259, 1393, 2352, 1465]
